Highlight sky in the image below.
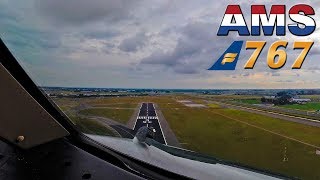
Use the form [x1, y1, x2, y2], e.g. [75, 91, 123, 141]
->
[1, 0, 320, 89]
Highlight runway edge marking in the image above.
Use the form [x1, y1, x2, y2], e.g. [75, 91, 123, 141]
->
[153, 103, 168, 145]
[133, 103, 143, 130]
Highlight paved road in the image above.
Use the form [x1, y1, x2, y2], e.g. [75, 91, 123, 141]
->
[133, 103, 167, 144]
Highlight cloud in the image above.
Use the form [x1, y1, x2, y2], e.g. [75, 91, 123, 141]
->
[1, 0, 320, 88]
[271, 72, 281, 77]
[84, 30, 120, 40]
[140, 21, 225, 74]
[242, 73, 250, 77]
[35, 0, 142, 25]
[277, 80, 294, 83]
[173, 65, 199, 74]
[119, 32, 148, 52]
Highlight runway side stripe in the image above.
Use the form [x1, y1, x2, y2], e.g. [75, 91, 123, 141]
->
[133, 103, 143, 130]
[153, 103, 167, 145]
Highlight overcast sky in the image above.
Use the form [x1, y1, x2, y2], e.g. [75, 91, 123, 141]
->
[1, 0, 320, 89]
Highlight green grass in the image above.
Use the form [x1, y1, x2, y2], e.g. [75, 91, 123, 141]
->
[221, 100, 320, 121]
[57, 106, 71, 111]
[92, 103, 137, 108]
[299, 95, 320, 100]
[69, 116, 116, 136]
[199, 94, 262, 100]
[86, 97, 144, 105]
[208, 104, 220, 108]
[281, 102, 320, 111]
[236, 99, 261, 104]
[53, 98, 80, 108]
[55, 95, 320, 179]
[79, 108, 133, 124]
[218, 109, 320, 146]
[160, 104, 320, 179]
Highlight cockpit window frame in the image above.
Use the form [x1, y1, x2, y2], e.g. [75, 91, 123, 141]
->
[0, 38, 195, 179]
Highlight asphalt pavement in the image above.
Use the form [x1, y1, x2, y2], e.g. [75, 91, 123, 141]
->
[133, 103, 167, 144]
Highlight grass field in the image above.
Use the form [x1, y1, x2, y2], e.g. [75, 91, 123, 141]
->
[300, 95, 320, 100]
[160, 105, 320, 179]
[79, 108, 134, 124]
[53, 96, 320, 179]
[155, 98, 320, 179]
[200, 94, 262, 100]
[69, 116, 116, 136]
[281, 102, 320, 111]
[53, 98, 81, 108]
[91, 103, 137, 108]
[217, 109, 320, 146]
[236, 99, 261, 104]
[208, 104, 220, 108]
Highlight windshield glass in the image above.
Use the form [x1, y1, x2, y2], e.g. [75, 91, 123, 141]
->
[1, 1, 320, 179]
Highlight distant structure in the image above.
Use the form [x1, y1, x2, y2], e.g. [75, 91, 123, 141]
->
[261, 96, 276, 103]
[261, 91, 311, 105]
[289, 98, 311, 103]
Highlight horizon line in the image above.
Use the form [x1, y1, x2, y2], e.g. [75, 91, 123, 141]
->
[39, 86, 320, 91]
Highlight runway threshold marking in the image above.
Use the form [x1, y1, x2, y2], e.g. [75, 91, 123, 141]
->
[133, 102, 167, 145]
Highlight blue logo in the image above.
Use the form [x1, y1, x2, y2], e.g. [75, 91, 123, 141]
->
[208, 41, 243, 70]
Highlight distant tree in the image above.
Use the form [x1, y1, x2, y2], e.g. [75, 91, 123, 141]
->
[272, 91, 294, 105]
[276, 91, 288, 97]
[261, 97, 266, 103]
[273, 99, 279, 105]
[276, 94, 291, 105]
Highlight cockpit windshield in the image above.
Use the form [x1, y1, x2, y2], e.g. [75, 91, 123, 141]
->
[1, 1, 320, 179]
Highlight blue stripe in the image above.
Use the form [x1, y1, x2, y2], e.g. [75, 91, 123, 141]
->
[288, 26, 315, 36]
[251, 26, 285, 36]
[208, 41, 243, 70]
[217, 26, 250, 36]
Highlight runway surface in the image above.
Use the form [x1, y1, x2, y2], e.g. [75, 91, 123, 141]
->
[134, 103, 167, 144]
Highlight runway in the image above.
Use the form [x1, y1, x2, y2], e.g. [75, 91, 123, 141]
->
[133, 103, 167, 144]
